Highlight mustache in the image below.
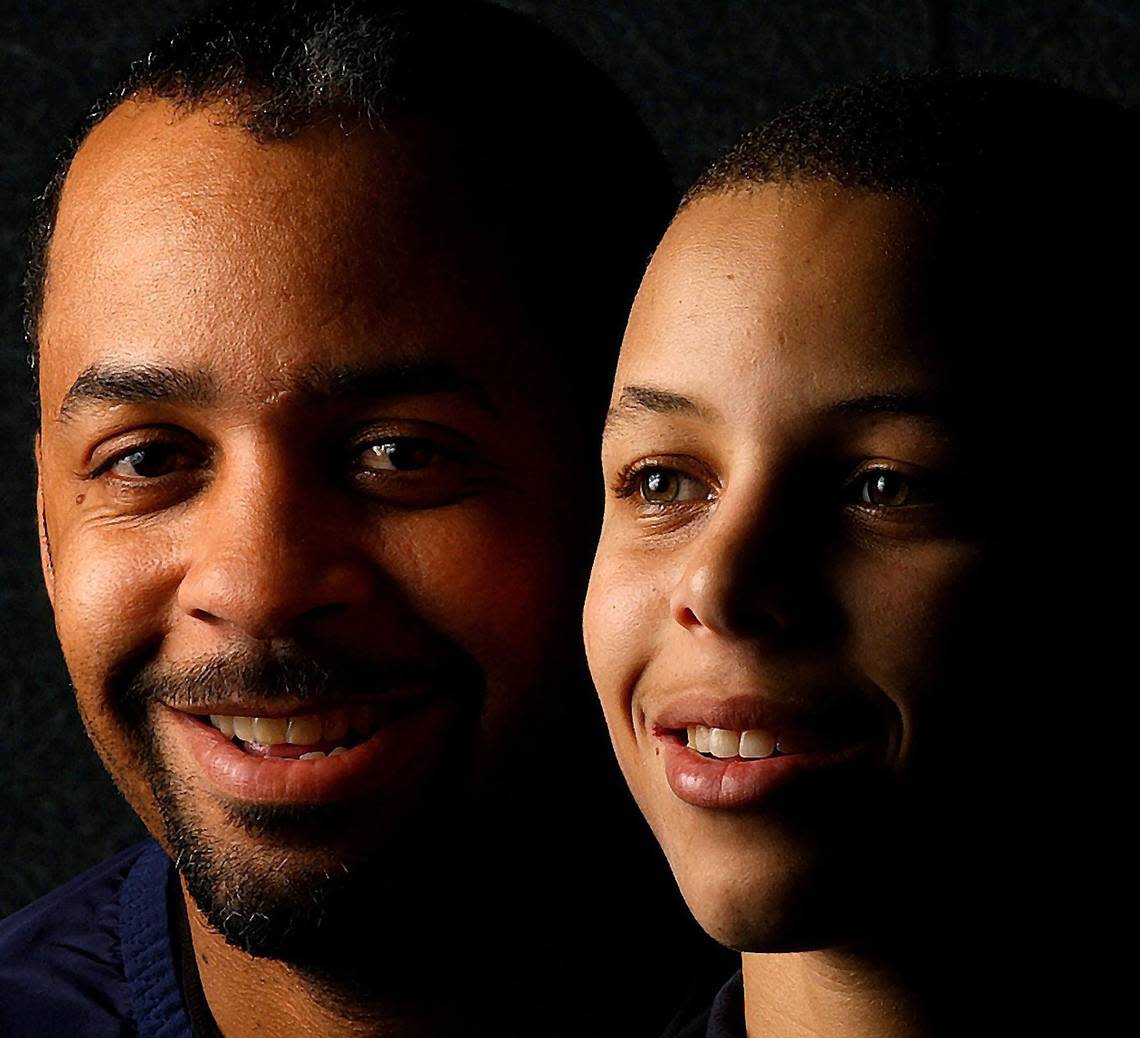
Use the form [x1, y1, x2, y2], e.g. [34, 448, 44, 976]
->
[113, 642, 485, 714]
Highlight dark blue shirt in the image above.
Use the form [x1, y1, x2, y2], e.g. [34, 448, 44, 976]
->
[0, 840, 209, 1037]
[3, 839, 738, 1038]
[660, 971, 745, 1038]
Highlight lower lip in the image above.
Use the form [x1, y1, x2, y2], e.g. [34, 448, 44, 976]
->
[660, 736, 878, 810]
[162, 698, 459, 805]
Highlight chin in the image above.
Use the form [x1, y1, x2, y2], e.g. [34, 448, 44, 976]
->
[662, 832, 804, 951]
[123, 718, 475, 969]
[652, 806, 900, 954]
[164, 774, 478, 969]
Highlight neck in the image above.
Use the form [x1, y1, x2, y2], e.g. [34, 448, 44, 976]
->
[187, 891, 471, 1038]
[740, 945, 935, 1038]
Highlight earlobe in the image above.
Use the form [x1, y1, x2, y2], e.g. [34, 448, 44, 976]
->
[35, 435, 56, 607]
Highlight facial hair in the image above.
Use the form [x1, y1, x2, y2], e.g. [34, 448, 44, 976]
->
[108, 641, 486, 985]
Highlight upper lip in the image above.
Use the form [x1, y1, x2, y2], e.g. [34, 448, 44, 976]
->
[650, 690, 884, 742]
[161, 690, 432, 718]
[653, 693, 797, 732]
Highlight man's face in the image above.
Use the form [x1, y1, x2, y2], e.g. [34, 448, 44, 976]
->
[36, 101, 593, 957]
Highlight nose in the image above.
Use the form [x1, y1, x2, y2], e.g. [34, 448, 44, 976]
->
[177, 458, 375, 639]
[669, 493, 797, 642]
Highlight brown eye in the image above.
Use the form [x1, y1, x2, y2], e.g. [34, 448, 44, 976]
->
[642, 469, 679, 502]
[360, 440, 442, 472]
[859, 470, 912, 507]
[637, 467, 709, 505]
[107, 443, 186, 479]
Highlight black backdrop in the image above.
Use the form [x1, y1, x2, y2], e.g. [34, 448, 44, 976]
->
[2, 0, 1136, 918]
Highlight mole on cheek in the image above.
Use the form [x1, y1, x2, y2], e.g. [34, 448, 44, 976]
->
[76, 493, 85, 504]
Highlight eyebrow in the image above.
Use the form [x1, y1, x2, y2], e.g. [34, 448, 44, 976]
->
[293, 361, 498, 414]
[823, 392, 947, 424]
[603, 384, 714, 438]
[59, 365, 217, 419]
[57, 359, 498, 421]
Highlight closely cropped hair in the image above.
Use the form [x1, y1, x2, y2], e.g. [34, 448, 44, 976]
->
[684, 72, 1133, 210]
[24, 0, 675, 401]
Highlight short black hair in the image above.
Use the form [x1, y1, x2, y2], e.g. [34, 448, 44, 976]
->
[685, 72, 1132, 210]
[23, 0, 675, 406]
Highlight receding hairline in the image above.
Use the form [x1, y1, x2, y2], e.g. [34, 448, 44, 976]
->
[56, 93, 428, 211]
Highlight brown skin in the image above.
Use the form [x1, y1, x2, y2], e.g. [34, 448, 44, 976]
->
[585, 184, 997, 1036]
[37, 99, 602, 1036]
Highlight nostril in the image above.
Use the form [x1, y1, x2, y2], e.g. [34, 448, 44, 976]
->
[675, 605, 702, 630]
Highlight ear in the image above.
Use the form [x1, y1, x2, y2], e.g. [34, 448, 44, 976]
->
[36, 434, 56, 608]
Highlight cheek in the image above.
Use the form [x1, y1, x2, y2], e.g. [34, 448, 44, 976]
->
[379, 503, 578, 677]
[47, 523, 180, 833]
[52, 525, 180, 696]
[583, 540, 674, 745]
[838, 542, 985, 753]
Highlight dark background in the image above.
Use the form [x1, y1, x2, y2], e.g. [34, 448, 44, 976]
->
[2, 0, 1136, 918]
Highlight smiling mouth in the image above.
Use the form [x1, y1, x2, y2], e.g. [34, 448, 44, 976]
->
[670, 725, 843, 762]
[199, 701, 401, 760]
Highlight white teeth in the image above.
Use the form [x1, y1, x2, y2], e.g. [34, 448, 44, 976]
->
[683, 725, 779, 760]
[286, 714, 323, 745]
[252, 717, 289, 745]
[299, 746, 347, 761]
[740, 729, 778, 759]
[208, 705, 384, 750]
[709, 728, 741, 759]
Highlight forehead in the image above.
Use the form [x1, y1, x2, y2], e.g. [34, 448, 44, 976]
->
[38, 100, 529, 410]
[617, 184, 940, 410]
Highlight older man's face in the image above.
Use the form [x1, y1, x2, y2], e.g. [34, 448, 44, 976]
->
[35, 100, 593, 957]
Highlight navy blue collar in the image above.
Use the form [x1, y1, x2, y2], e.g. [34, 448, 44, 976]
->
[120, 842, 195, 1038]
[706, 971, 745, 1038]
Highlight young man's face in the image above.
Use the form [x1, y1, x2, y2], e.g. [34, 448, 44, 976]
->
[585, 184, 994, 952]
[36, 101, 595, 957]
